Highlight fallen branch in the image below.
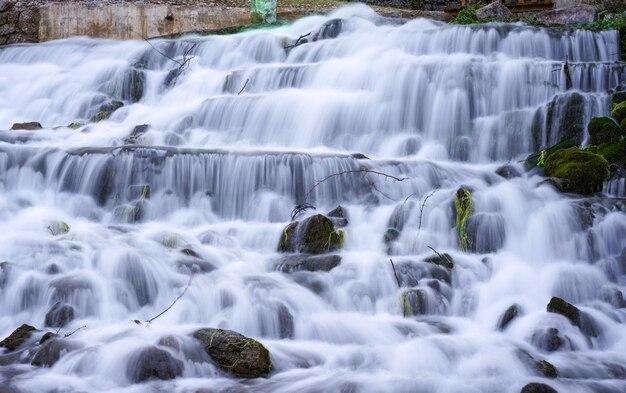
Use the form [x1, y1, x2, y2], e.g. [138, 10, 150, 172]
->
[417, 189, 438, 233]
[145, 40, 198, 86]
[64, 325, 87, 338]
[389, 259, 401, 288]
[303, 169, 408, 204]
[426, 245, 452, 266]
[144, 273, 195, 324]
[237, 79, 250, 95]
[285, 32, 311, 50]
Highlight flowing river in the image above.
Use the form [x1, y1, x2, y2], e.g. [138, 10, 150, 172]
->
[0, 4, 625, 393]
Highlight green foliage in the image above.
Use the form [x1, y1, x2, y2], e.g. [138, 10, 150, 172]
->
[525, 139, 577, 170]
[451, 5, 491, 25]
[544, 147, 610, 194]
[454, 188, 472, 252]
[587, 117, 623, 145]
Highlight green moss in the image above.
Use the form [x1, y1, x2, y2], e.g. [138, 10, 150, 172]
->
[454, 188, 472, 252]
[544, 148, 609, 194]
[67, 122, 82, 129]
[450, 5, 486, 25]
[612, 101, 626, 124]
[47, 221, 70, 236]
[90, 111, 110, 123]
[585, 138, 626, 168]
[277, 221, 298, 252]
[587, 117, 622, 145]
[612, 91, 626, 106]
[621, 117, 626, 131]
[525, 139, 576, 170]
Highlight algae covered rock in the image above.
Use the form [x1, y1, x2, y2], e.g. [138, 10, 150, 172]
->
[454, 187, 472, 251]
[543, 148, 609, 194]
[587, 117, 622, 145]
[0, 324, 37, 351]
[612, 101, 626, 124]
[277, 214, 344, 254]
[193, 328, 271, 378]
[525, 139, 576, 170]
[585, 139, 626, 168]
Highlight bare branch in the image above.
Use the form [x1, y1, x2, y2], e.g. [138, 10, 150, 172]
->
[426, 245, 452, 267]
[291, 203, 315, 221]
[144, 39, 183, 66]
[146, 273, 195, 324]
[285, 32, 311, 50]
[389, 259, 401, 288]
[237, 79, 250, 95]
[303, 169, 408, 204]
[417, 189, 438, 233]
[64, 325, 87, 338]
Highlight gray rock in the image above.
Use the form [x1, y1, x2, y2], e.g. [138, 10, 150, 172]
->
[495, 164, 521, 179]
[193, 328, 271, 378]
[0, 324, 37, 351]
[44, 302, 75, 328]
[0, 1, 15, 13]
[533, 5, 597, 26]
[498, 304, 521, 330]
[275, 254, 341, 273]
[520, 383, 558, 393]
[31, 338, 80, 367]
[476, 2, 512, 21]
[127, 346, 183, 382]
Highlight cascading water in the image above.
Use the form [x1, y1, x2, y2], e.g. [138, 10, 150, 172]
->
[0, 4, 625, 393]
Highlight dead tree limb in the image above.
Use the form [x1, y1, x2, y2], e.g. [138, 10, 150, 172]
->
[64, 325, 87, 338]
[389, 259, 401, 288]
[427, 245, 452, 267]
[285, 32, 311, 50]
[303, 169, 408, 203]
[417, 189, 438, 233]
[145, 40, 198, 86]
[237, 79, 250, 95]
[145, 273, 195, 324]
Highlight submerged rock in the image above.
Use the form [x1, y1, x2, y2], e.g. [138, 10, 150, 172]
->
[44, 302, 75, 328]
[47, 221, 70, 236]
[587, 117, 622, 145]
[517, 349, 558, 378]
[531, 327, 568, 352]
[495, 164, 521, 179]
[423, 252, 454, 269]
[10, 122, 42, 130]
[193, 328, 271, 378]
[127, 346, 183, 383]
[275, 254, 341, 273]
[520, 383, 558, 393]
[277, 214, 344, 254]
[498, 304, 522, 330]
[313, 19, 343, 41]
[327, 205, 348, 227]
[0, 324, 37, 351]
[543, 148, 609, 195]
[547, 296, 599, 337]
[90, 101, 123, 122]
[124, 124, 149, 145]
[31, 338, 80, 367]
[383, 228, 400, 244]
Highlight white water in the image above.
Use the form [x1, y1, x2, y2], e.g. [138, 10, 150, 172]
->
[0, 4, 625, 392]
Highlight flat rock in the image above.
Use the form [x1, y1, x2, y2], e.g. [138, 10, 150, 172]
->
[533, 5, 597, 26]
[476, 1, 512, 21]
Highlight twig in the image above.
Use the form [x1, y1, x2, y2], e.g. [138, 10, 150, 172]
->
[427, 245, 452, 266]
[144, 39, 184, 66]
[145, 40, 198, 86]
[237, 79, 250, 95]
[389, 259, 401, 288]
[417, 189, 438, 233]
[291, 203, 315, 221]
[285, 32, 311, 50]
[303, 169, 408, 204]
[145, 273, 195, 324]
[64, 325, 86, 338]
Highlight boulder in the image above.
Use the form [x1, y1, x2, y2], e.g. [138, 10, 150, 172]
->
[275, 254, 341, 273]
[423, 252, 454, 269]
[327, 205, 348, 227]
[546, 296, 599, 337]
[31, 338, 79, 367]
[312, 19, 343, 41]
[531, 327, 566, 352]
[10, 122, 42, 131]
[525, 139, 576, 170]
[0, 324, 36, 351]
[277, 214, 344, 254]
[497, 304, 521, 330]
[612, 91, 626, 107]
[44, 302, 75, 328]
[587, 117, 622, 145]
[127, 346, 183, 383]
[193, 328, 271, 378]
[612, 101, 626, 124]
[383, 228, 400, 244]
[520, 383, 558, 393]
[533, 5, 597, 26]
[543, 148, 609, 194]
[495, 164, 521, 179]
[476, 1, 511, 21]
[124, 124, 150, 145]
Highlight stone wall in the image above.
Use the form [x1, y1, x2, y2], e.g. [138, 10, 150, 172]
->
[0, 0, 39, 45]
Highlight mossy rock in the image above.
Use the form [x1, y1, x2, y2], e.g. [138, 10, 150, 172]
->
[90, 111, 111, 123]
[517, 349, 558, 379]
[277, 214, 343, 254]
[47, 221, 70, 236]
[454, 187, 472, 251]
[587, 117, 622, 145]
[612, 91, 626, 106]
[543, 148, 609, 195]
[524, 139, 576, 170]
[193, 328, 271, 378]
[612, 101, 626, 124]
[585, 139, 626, 168]
[67, 122, 82, 129]
[0, 324, 37, 351]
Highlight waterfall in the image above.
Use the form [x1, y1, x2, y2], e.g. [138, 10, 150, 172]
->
[0, 4, 624, 393]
